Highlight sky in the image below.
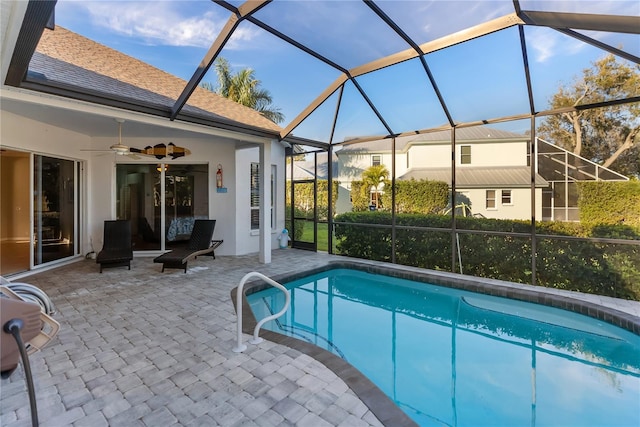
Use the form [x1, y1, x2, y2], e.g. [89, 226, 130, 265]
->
[52, 0, 639, 141]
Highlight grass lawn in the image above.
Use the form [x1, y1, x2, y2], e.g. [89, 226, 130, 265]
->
[299, 222, 329, 252]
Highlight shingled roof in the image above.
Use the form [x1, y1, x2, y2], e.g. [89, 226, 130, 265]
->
[32, 26, 282, 133]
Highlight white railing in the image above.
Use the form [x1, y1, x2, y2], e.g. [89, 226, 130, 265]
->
[232, 271, 290, 353]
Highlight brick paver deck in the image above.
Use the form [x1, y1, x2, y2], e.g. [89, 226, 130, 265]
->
[1, 251, 385, 427]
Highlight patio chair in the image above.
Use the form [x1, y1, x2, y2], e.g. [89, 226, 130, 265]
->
[96, 220, 133, 273]
[153, 219, 222, 273]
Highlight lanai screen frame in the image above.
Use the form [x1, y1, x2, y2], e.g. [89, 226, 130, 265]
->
[5, 0, 640, 292]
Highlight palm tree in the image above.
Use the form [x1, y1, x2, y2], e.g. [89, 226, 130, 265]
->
[201, 57, 285, 124]
[361, 165, 389, 209]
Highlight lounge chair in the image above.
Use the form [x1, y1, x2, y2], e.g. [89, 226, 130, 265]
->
[96, 220, 133, 273]
[153, 219, 222, 272]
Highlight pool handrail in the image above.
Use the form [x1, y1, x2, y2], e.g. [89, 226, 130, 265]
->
[232, 271, 290, 353]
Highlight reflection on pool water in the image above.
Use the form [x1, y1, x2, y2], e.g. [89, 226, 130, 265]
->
[247, 268, 640, 427]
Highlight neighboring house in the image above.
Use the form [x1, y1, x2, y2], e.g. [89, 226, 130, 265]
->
[333, 128, 628, 221]
[1, 25, 285, 276]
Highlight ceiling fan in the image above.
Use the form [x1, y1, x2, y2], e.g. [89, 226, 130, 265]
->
[81, 119, 191, 160]
[81, 119, 146, 158]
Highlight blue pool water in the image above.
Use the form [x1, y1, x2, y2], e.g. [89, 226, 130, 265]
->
[247, 268, 640, 427]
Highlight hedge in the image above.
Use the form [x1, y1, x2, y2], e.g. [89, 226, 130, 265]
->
[381, 180, 449, 214]
[578, 180, 640, 228]
[350, 179, 449, 213]
[334, 212, 640, 300]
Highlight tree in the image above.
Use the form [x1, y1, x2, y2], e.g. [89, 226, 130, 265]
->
[361, 165, 389, 209]
[537, 54, 640, 176]
[201, 57, 285, 124]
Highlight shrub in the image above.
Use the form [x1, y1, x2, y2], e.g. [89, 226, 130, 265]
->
[381, 179, 449, 214]
[334, 212, 640, 300]
[578, 180, 640, 228]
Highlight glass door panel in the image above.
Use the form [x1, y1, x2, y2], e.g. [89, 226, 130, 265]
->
[34, 155, 76, 265]
[116, 164, 162, 250]
[0, 150, 31, 275]
[164, 164, 209, 250]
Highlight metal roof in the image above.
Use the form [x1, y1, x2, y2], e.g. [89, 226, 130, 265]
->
[399, 167, 548, 188]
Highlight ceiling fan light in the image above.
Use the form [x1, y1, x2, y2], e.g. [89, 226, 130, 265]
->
[111, 145, 129, 154]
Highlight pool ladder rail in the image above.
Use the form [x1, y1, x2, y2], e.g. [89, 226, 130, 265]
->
[233, 271, 290, 353]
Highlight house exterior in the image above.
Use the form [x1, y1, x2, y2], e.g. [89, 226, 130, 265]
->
[333, 128, 628, 220]
[1, 23, 285, 277]
[1, 3, 633, 278]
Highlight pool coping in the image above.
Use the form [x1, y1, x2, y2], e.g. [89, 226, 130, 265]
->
[232, 258, 640, 427]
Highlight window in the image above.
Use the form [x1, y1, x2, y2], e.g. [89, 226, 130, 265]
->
[370, 191, 381, 209]
[270, 165, 276, 229]
[461, 145, 471, 164]
[251, 164, 276, 230]
[372, 155, 381, 166]
[250, 163, 260, 230]
[486, 190, 496, 209]
[502, 190, 512, 205]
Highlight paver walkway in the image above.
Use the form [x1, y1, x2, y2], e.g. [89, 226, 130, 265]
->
[1, 251, 384, 427]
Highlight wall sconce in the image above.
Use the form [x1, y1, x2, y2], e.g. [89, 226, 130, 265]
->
[156, 164, 168, 172]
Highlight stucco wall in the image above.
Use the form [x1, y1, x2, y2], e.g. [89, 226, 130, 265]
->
[1, 107, 282, 262]
[460, 187, 542, 220]
[235, 144, 286, 256]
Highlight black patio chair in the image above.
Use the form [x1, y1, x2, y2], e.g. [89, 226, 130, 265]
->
[96, 220, 133, 273]
[153, 219, 222, 273]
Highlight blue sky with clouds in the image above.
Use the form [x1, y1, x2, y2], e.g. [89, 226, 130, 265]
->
[53, 0, 639, 140]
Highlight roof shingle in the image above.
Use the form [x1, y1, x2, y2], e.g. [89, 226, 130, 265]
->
[33, 26, 282, 133]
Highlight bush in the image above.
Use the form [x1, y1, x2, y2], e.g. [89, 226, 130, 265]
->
[334, 212, 640, 300]
[349, 179, 449, 213]
[381, 179, 449, 214]
[578, 180, 640, 228]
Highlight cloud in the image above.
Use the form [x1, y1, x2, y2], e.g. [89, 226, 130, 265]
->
[63, 1, 256, 49]
[527, 27, 586, 63]
[528, 29, 557, 63]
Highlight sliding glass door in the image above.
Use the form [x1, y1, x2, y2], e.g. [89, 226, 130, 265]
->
[164, 164, 209, 249]
[0, 150, 31, 275]
[116, 164, 162, 250]
[33, 155, 78, 265]
[116, 163, 208, 251]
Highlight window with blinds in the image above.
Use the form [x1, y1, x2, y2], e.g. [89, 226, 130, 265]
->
[250, 163, 276, 231]
[250, 163, 260, 230]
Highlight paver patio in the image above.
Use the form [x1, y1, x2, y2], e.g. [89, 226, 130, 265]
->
[1, 250, 384, 427]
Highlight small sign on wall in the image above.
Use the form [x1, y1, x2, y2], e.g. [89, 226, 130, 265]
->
[216, 187, 228, 193]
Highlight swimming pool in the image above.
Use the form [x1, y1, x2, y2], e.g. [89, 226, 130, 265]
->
[246, 265, 640, 427]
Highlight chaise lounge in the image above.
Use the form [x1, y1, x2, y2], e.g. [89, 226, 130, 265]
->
[153, 219, 222, 273]
[96, 220, 133, 273]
